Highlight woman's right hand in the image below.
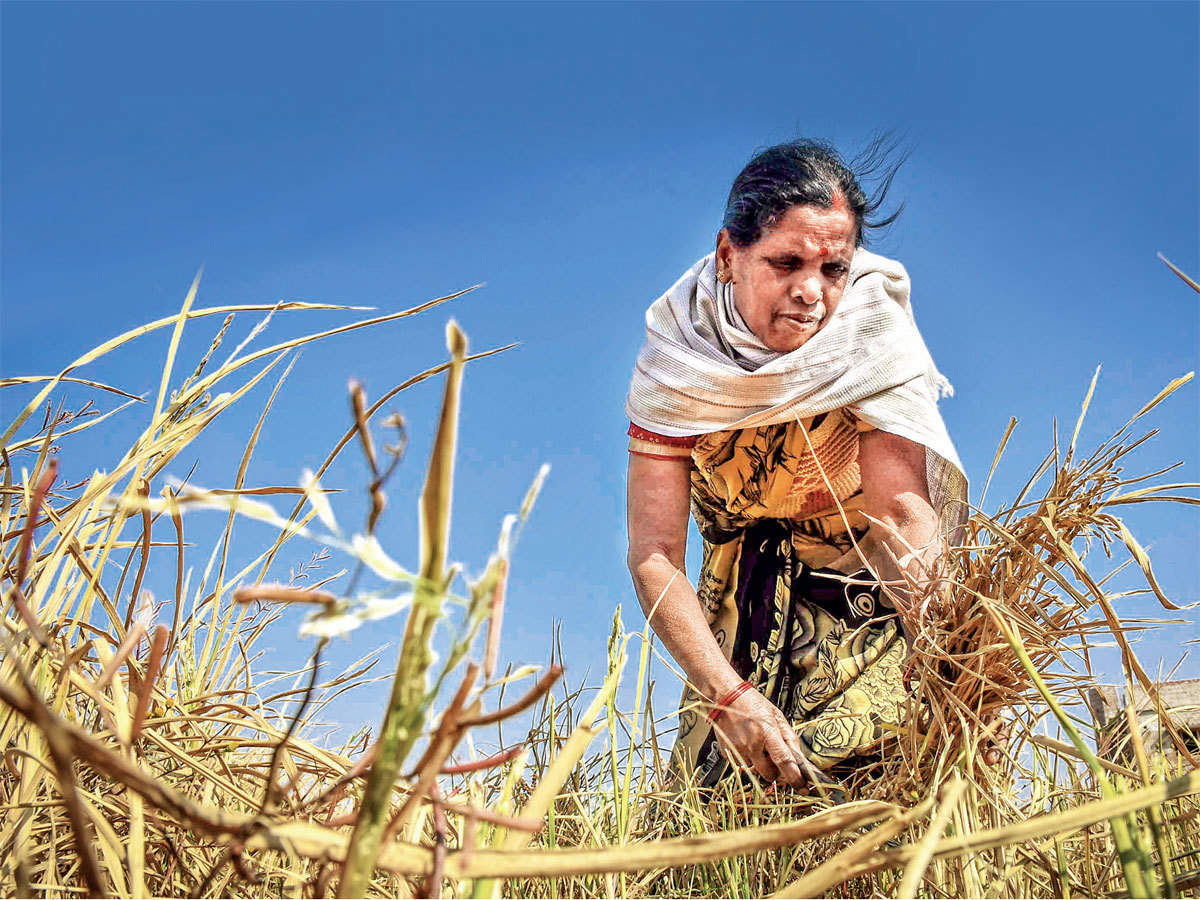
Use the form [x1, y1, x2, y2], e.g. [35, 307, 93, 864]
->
[627, 453, 813, 791]
[710, 686, 810, 788]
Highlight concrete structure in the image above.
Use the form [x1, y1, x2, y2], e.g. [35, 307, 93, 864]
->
[1086, 678, 1200, 765]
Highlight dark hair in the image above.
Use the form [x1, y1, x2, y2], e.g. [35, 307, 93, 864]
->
[722, 135, 908, 248]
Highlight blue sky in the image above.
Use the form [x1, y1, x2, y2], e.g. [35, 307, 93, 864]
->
[3, 1, 1197, 739]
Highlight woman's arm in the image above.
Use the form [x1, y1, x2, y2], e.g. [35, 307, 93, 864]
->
[625, 452, 736, 702]
[852, 428, 942, 624]
[626, 451, 808, 787]
[854, 429, 1011, 763]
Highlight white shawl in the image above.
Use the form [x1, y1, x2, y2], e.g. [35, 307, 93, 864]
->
[625, 249, 970, 536]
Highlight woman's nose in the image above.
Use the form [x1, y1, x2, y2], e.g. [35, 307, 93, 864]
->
[792, 277, 823, 305]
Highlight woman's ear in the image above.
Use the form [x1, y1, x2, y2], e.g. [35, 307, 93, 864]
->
[716, 228, 734, 281]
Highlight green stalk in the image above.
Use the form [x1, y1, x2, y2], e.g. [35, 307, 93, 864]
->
[607, 652, 622, 838]
[1125, 702, 1179, 898]
[547, 693, 558, 896]
[621, 624, 653, 840]
[1054, 831, 1071, 899]
[472, 610, 627, 899]
[338, 321, 466, 898]
[990, 606, 1152, 898]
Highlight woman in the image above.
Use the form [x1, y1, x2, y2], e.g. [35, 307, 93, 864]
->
[625, 139, 968, 790]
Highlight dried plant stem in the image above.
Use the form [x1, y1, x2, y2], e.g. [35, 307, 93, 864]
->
[772, 796, 935, 898]
[261, 639, 327, 814]
[964, 604, 1149, 897]
[339, 321, 467, 898]
[3, 267, 1197, 900]
[1, 651, 107, 897]
[897, 773, 968, 898]
[1124, 703, 1178, 898]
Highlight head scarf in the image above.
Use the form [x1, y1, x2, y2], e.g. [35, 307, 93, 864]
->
[625, 249, 969, 537]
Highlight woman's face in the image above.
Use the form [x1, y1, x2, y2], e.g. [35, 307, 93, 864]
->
[716, 201, 857, 353]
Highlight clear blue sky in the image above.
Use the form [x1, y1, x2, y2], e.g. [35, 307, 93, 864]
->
[3, 2, 1197, 737]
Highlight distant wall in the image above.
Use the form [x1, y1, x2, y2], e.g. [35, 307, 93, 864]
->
[1086, 679, 1200, 763]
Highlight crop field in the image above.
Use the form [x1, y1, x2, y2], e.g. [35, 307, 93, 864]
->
[1, 267, 1198, 899]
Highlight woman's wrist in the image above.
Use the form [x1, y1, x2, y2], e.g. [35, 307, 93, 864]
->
[706, 680, 754, 722]
[696, 665, 747, 705]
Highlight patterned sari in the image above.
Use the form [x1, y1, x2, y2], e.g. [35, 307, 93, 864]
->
[629, 408, 914, 786]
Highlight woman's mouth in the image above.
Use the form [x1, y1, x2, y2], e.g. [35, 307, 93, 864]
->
[780, 313, 822, 327]
[778, 303, 826, 328]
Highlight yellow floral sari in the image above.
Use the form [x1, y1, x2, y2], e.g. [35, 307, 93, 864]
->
[632, 408, 913, 786]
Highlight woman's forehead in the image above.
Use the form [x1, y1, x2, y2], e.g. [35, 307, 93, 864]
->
[757, 204, 856, 254]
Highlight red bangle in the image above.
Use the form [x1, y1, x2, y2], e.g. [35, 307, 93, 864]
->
[707, 680, 754, 723]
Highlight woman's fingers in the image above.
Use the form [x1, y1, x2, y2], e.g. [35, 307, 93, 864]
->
[764, 732, 805, 788]
[782, 733, 823, 792]
[773, 708, 802, 754]
[711, 715, 762, 775]
[750, 746, 779, 782]
[712, 725, 749, 768]
[770, 710, 808, 770]
[716, 688, 815, 787]
[981, 717, 1011, 766]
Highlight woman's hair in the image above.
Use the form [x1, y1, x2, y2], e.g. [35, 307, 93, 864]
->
[722, 135, 908, 248]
